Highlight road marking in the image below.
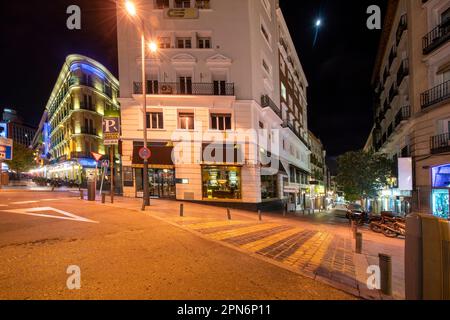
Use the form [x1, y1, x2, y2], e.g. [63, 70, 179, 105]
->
[0, 204, 8, 207]
[10, 201, 39, 205]
[188, 220, 251, 230]
[209, 223, 280, 241]
[240, 228, 303, 252]
[0, 207, 98, 224]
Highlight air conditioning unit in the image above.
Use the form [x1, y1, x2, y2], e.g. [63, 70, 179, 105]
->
[161, 84, 173, 94]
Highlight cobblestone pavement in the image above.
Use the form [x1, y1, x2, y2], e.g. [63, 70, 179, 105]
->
[103, 197, 405, 300]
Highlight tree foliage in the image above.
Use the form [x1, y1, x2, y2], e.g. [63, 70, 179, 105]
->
[5, 143, 35, 174]
[336, 150, 393, 202]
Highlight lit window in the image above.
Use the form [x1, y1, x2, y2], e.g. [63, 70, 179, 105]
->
[158, 37, 171, 49]
[281, 82, 287, 100]
[179, 113, 195, 130]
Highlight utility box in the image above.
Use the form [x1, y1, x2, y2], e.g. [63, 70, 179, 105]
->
[406, 214, 450, 300]
[87, 181, 96, 201]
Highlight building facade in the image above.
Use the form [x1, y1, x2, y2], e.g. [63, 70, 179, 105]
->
[117, 0, 311, 210]
[0, 108, 36, 147]
[366, 0, 450, 218]
[31, 55, 121, 184]
[308, 130, 327, 210]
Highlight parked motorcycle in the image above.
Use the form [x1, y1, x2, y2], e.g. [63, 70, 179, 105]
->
[369, 212, 406, 238]
[346, 204, 368, 226]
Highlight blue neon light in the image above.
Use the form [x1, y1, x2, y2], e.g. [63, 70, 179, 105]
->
[78, 158, 98, 168]
[70, 63, 106, 80]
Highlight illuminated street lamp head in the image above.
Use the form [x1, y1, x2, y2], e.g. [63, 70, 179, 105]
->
[148, 41, 158, 53]
[125, 1, 137, 16]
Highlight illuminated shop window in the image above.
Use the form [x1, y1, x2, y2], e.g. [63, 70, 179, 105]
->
[202, 166, 242, 200]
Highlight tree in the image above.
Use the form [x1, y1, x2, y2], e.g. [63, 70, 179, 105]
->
[5, 143, 35, 177]
[336, 150, 393, 202]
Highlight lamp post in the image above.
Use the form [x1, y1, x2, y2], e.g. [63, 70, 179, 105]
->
[125, 1, 157, 208]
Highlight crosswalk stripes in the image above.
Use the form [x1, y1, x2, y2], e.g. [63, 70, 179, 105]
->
[209, 223, 280, 241]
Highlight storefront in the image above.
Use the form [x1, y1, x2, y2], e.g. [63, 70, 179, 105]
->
[432, 164, 450, 219]
[131, 143, 176, 199]
[202, 165, 242, 200]
[261, 174, 278, 201]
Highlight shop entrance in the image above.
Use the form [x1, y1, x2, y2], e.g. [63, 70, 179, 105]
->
[135, 168, 176, 199]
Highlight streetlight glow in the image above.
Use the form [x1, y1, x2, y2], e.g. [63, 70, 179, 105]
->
[148, 41, 158, 53]
[125, 1, 137, 16]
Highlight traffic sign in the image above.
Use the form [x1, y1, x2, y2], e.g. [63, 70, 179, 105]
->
[139, 147, 152, 160]
[101, 160, 110, 168]
[103, 117, 120, 146]
[91, 152, 103, 162]
[0, 137, 13, 161]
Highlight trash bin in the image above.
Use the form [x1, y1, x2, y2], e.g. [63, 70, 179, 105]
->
[405, 213, 423, 300]
[87, 180, 96, 201]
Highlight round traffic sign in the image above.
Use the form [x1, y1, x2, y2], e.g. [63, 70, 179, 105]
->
[139, 147, 152, 160]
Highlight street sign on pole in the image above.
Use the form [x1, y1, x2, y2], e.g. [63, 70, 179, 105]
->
[103, 117, 120, 146]
[0, 138, 13, 161]
[139, 147, 152, 160]
[91, 152, 103, 162]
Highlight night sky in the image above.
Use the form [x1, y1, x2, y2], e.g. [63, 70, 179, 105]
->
[0, 0, 387, 156]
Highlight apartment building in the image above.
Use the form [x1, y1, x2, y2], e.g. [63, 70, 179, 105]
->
[32, 55, 121, 184]
[0, 108, 36, 147]
[366, 0, 450, 218]
[308, 130, 328, 210]
[117, 0, 310, 210]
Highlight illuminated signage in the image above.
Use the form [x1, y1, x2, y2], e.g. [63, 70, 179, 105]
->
[398, 157, 413, 191]
[0, 122, 7, 138]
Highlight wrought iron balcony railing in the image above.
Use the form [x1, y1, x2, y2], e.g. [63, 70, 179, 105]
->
[397, 59, 409, 86]
[420, 80, 450, 110]
[430, 132, 450, 154]
[133, 82, 235, 96]
[261, 95, 282, 119]
[396, 14, 407, 44]
[423, 19, 450, 54]
[394, 105, 411, 128]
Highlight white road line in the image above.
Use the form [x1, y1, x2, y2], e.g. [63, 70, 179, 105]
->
[0, 207, 98, 224]
[0, 205, 8, 207]
[10, 201, 39, 205]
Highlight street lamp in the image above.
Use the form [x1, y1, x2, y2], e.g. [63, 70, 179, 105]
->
[124, 1, 157, 209]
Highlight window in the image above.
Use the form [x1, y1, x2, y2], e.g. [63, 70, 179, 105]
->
[177, 37, 192, 49]
[146, 80, 159, 94]
[262, 59, 271, 75]
[441, 7, 450, 24]
[179, 113, 194, 130]
[202, 166, 242, 200]
[196, 0, 210, 9]
[146, 112, 164, 129]
[261, 0, 271, 18]
[281, 82, 287, 100]
[211, 114, 232, 131]
[198, 37, 211, 49]
[261, 24, 270, 44]
[175, 0, 191, 8]
[158, 37, 171, 49]
[154, 0, 169, 9]
[213, 80, 228, 95]
[259, 121, 265, 129]
[179, 77, 193, 94]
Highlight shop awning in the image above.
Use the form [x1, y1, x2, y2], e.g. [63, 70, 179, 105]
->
[132, 146, 174, 166]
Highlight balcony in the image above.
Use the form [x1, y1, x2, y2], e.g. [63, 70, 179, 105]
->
[394, 105, 411, 128]
[79, 127, 98, 136]
[389, 84, 399, 104]
[423, 19, 450, 54]
[430, 132, 450, 154]
[421, 80, 450, 110]
[282, 120, 310, 149]
[133, 82, 234, 96]
[388, 47, 397, 68]
[396, 59, 409, 86]
[261, 95, 282, 119]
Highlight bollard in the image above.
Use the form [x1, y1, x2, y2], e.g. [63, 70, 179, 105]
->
[355, 232, 363, 254]
[379, 254, 393, 296]
[80, 190, 84, 200]
[227, 208, 232, 220]
[258, 210, 262, 221]
[351, 220, 357, 239]
[141, 202, 145, 211]
[180, 203, 184, 217]
[102, 193, 106, 204]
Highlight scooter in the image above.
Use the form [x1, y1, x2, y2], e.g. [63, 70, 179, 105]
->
[370, 212, 406, 238]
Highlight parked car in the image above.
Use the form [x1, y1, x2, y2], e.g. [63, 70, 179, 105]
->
[346, 203, 368, 225]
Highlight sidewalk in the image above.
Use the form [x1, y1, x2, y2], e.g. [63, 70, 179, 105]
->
[93, 196, 405, 300]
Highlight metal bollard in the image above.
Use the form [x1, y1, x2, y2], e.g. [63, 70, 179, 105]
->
[80, 190, 84, 200]
[180, 203, 184, 217]
[351, 220, 357, 239]
[355, 232, 363, 254]
[102, 193, 106, 204]
[379, 254, 393, 296]
[258, 210, 262, 221]
[227, 208, 232, 220]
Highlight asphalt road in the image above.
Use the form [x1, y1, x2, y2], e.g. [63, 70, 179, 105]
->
[0, 190, 355, 300]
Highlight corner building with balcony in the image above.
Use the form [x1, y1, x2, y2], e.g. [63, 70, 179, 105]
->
[33, 55, 121, 184]
[117, 0, 311, 209]
[366, 0, 450, 218]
